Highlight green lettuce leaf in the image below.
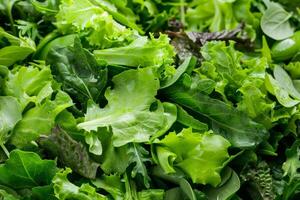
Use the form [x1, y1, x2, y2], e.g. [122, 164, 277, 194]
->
[55, 0, 135, 48]
[153, 128, 230, 186]
[0, 28, 35, 66]
[0, 96, 22, 145]
[78, 68, 176, 147]
[52, 168, 107, 200]
[185, 0, 257, 32]
[93, 34, 174, 69]
[4, 64, 54, 109]
[0, 150, 57, 189]
[10, 91, 73, 148]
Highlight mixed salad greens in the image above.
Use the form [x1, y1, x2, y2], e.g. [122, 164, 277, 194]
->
[0, 0, 300, 199]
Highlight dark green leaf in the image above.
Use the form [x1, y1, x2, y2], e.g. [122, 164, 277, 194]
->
[0, 150, 57, 189]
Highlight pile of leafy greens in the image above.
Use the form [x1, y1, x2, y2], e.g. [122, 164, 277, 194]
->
[0, 0, 300, 199]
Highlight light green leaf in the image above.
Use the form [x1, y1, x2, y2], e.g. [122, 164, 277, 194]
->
[56, 0, 134, 48]
[4, 65, 53, 109]
[0, 96, 22, 144]
[154, 128, 230, 186]
[53, 168, 107, 200]
[265, 70, 300, 108]
[10, 91, 73, 148]
[93, 34, 174, 68]
[0, 29, 35, 66]
[85, 131, 102, 156]
[78, 68, 175, 147]
[273, 65, 300, 99]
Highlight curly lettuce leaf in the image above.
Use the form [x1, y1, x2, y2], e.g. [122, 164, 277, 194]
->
[52, 168, 107, 200]
[4, 64, 54, 109]
[186, 0, 258, 32]
[93, 34, 175, 70]
[55, 0, 136, 48]
[0, 28, 35, 66]
[78, 68, 176, 147]
[153, 128, 230, 186]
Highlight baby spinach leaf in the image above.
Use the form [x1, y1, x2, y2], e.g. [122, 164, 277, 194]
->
[261, 0, 294, 40]
[47, 38, 107, 105]
[265, 65, 300, 107]
[0, 150, 57, 189]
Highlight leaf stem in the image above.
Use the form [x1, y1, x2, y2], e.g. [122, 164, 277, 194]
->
[0, 143, 10, 158]
[180, 0, 185, 27]
[7, 3, 17, 35]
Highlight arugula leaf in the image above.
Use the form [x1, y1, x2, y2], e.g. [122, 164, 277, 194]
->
[47, 38, 107, 106]
[10, 91, 73, 148]
[153, 128, 230, 186]
[78, 68, 176, 147]
[0, 96, 22, 145]
[38, 126, 99, 179]
[261, 0, 294, 40]
[185, 0, 257, 33]
[282, 140, 300, 199]
[52, 168, 107, 200]
[0, 150, 57, 189]
[127, 143, 151, 188]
